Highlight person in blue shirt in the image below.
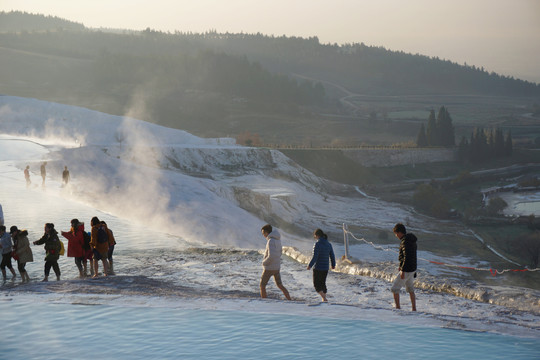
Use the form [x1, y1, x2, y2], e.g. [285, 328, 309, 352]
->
[307, 228, 336, 302]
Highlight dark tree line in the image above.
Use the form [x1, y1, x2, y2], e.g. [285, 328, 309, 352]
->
[416, 106, 455, 147]
[1, 11, 539, 99]
[0, 11, 85, 32]
[91, 51, 325, 105]
[457, 128, 513, 163]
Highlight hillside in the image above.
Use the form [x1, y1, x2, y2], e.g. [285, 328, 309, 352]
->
[1, 11, 539, 145]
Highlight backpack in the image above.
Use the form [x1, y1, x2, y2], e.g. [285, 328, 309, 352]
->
[59, 240, 65, 256]
[82, 231, 91, 251]
[97, 226, 108, 244]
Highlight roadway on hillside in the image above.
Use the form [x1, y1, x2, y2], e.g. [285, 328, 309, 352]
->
[401, 163, 540, 185]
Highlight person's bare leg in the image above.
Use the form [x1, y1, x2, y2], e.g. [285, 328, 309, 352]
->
[260, 284, 267, 298]
[393, 292, 401, 309]
[102, 259, 109, 276]
[9, 267, 16, 280]
[318, 291, 327, 302]
[93, 259, 99, 277]
[409, 292, 416, 311]
[277, 284, 291, 300]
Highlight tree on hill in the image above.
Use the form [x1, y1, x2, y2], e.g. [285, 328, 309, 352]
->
[485, 197, 508, 216]
[494, 128, 505, 157]
[457, 136, 469, 162]
[416, 123, 428, 147]
[2, 11, 540, 99]
[505, 130, 513, 156]
[458, 127, 513, 163]
[417, 107, 454, 147]
[436, 106, 455, 147]
[0, 11, 85, 32]
[515, 231, 540, 268]
[412, 183, 451, 218]
[426, 110, 437, 146]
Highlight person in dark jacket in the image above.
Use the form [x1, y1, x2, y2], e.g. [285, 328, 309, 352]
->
[391, 223, 417, 311]
[33, 223, 61, 282]
[90, 217, 109, 278]
[307, 228, 336, 302]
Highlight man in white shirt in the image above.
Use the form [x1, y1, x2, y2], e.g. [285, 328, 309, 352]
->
[259, 224, 291, 300]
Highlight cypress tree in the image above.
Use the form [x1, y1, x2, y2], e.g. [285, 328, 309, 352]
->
[457, 136, 469, 162]
[505, 130, 513, 156]
[494, 128, 505, 157]
[468, 130, 477, 163]
[416, 123, 428, 147]
[487, 129, 495, 157]
[436, 106, 455, 147]
[426, 110, 437, 146]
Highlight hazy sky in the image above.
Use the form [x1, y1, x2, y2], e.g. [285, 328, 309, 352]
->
[2, 0, 540, 82]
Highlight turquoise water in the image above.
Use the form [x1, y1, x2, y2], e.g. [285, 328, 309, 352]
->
[514, 201, 540, 216]
[0, 301, 537, 360]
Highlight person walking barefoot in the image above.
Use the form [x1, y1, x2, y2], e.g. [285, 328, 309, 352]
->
[0, 226, 17, 281]
[390, 223, 417, 312]
[90, 217, 109, 278]
[307, 229, 335, 302]
[10, 226, 33, 283]
[259, 224, 291, 300]
[61, 219, 86, 278]
[33, 223, 61, 282]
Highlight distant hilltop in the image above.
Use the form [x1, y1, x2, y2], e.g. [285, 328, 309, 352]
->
[1, 11, 539, 147]
[1, 10, 538, 98]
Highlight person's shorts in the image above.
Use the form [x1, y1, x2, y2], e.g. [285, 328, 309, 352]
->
[0, 253, 13, 269]
[92, 249, 107, 261]
[260, 269, 283, 287]
[391, 271, 416, 293]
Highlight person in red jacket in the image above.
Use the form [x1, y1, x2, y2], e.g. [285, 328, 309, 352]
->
[61, 219, 86, 278]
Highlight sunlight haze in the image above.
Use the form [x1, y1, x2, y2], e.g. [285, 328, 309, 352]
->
[1, 0, 539, 82]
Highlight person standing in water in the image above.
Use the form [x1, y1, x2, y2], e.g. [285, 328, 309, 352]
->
[61, 219, 86, 278]
[40, 162, 47, 185]
[24, 165, 31, 187]
[101, 221, 116, 275]
[0, 225, 17, 281]
[62, 166, 70, 186]
[10, 226, 33, 283]
[307, 228, 336, 302]
[391, 223, 417, 311]
[90, 217, 109, 278]
[259, 224, 291, 300]
[33, 223, 61, 282]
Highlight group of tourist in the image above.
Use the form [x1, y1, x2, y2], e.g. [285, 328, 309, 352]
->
[24, 163, 70, 187]
[259, 223, 418, 310]
[0, 216, 116, 283]
[2, 196, 417, 309]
